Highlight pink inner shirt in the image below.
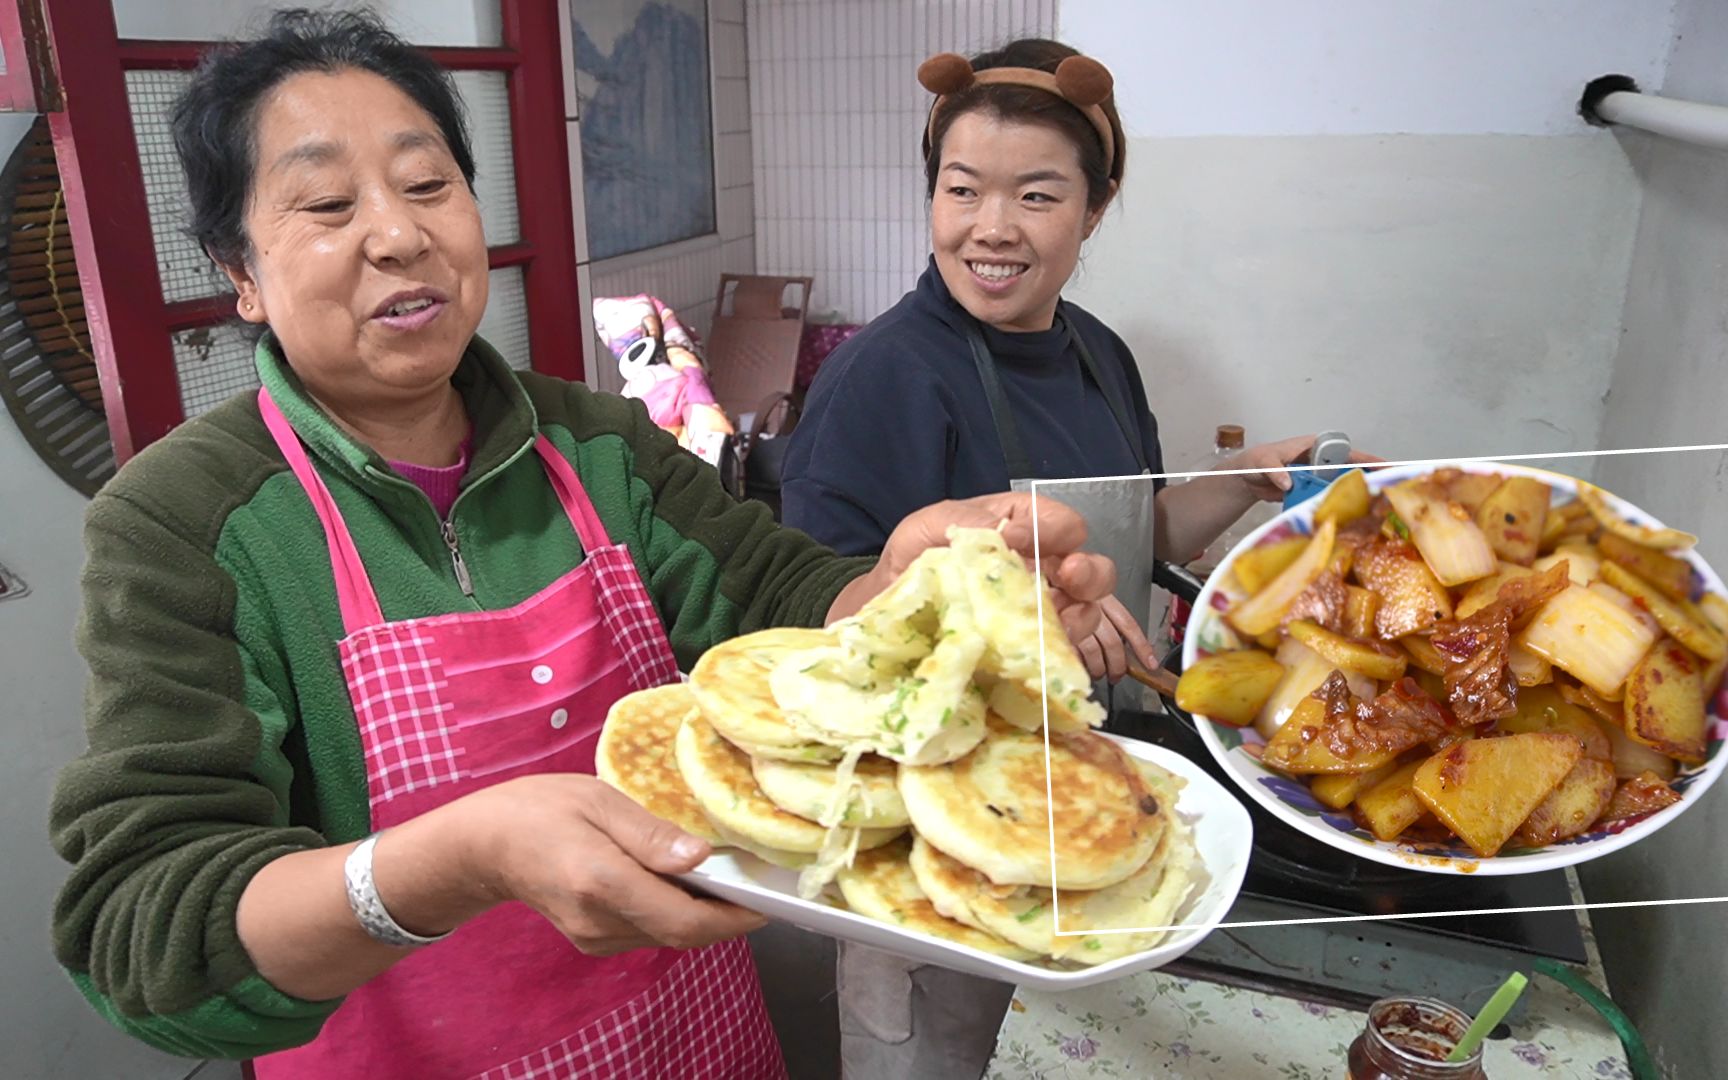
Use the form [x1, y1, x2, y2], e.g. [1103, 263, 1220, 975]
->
[389, 435, 472, 519]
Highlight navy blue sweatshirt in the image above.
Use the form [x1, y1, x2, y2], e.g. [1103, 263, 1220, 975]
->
[782, 259, 1165, 556]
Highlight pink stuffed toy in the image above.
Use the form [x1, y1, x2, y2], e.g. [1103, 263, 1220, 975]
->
[593, 295, 734, 462]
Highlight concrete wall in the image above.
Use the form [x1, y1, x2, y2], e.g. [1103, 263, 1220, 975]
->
[1573, 0, 1728, 1077]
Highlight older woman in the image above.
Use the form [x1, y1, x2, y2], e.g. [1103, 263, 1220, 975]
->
[47, 12, 1116, 1079]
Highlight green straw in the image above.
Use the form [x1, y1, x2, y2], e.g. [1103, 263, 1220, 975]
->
[1446, 972, 1528, 1063]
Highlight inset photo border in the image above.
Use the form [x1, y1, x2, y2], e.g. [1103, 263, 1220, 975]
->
[1029, 443, 1728, 936]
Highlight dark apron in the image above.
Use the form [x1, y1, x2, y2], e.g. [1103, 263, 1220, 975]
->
[961, 309, 1157, 711]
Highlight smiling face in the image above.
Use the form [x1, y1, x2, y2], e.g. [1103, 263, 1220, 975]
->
[930, 110, 1112, 333]
[222, 68, 488, 414]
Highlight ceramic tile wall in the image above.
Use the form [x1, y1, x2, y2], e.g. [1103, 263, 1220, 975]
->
[748, 0, 1059, 322]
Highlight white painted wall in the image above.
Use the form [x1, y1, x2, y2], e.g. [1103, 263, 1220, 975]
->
[0, 116, 211, 1080]
[1066, 134, 1642, 466]
[1573, 0, 1728, 1075]
[1063, 0, 1676, 138]
[1056, 1, 1666, 468]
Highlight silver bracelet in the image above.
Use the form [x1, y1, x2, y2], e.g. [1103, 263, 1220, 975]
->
[343, 833, 453, 948]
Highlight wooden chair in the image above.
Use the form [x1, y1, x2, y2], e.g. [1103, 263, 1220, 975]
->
[703, 274, 813, 515]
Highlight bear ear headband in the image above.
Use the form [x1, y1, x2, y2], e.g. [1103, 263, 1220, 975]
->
[918, 51, 1117, 174]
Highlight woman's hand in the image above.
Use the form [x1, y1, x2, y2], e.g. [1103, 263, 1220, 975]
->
[827, 491, 1117, 648]
[236, 773, 759, 1002]
[466, 774, 766, 957]
[1154, 437, 1385, 567]
[1077, 594, 1160, 683]
[1224, 435, 1385, 503]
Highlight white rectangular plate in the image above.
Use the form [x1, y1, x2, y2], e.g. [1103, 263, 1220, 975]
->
[676, 733, 1254, 991]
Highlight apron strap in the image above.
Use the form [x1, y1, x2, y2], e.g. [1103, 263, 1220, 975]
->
[1062, 307, 1150, 474]
[532, 435, 617, 553]
[258, 389, 617, 632]
[962, 313, 1149, 481]
[963, 322, 1034, 479]
[256, 388, 387, 633]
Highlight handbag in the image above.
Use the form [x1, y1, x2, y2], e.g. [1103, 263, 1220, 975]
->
[736, 392, 800, 520]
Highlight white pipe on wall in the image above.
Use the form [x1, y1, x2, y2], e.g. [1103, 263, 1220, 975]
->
[1581, 74, 1728, 151]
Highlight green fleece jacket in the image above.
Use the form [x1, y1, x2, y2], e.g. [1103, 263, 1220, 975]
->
[48, 334, 871, 1059]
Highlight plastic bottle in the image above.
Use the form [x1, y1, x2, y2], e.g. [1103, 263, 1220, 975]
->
[1186, 425, 1279, 580]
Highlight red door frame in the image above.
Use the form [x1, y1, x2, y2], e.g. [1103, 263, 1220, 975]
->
[36, 0, 582, 463]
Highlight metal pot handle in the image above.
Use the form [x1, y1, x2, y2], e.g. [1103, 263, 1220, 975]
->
[1152, 559, 1205, 606]
[1137, 559, 1206, 730]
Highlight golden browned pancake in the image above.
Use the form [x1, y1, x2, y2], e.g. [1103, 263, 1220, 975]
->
[898, 722, 1166, 889]
[835, 837, 1038, 961]
[751, 754, 911, 828]
[674, 712, 904, 855]
[689, 628, 846, 762]
[707, 821, 816, 870]
[595, 684, 720, 843]
[910, 816, 1197, 966]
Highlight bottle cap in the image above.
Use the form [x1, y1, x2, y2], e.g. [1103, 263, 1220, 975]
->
[1215, 424, 1245, 451]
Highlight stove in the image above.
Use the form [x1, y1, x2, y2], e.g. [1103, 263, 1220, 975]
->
[1102, 700, 1588, 1026]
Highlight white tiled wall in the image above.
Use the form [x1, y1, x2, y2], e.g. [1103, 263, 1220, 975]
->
[578, 2, 757, 394]
[747, 0, 1059, 323]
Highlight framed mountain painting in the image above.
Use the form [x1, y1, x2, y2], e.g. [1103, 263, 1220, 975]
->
[565, 0, 718, 261]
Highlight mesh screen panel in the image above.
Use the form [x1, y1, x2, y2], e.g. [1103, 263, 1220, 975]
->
[174, 322, 260, 418]
[127, 69, 228, 303]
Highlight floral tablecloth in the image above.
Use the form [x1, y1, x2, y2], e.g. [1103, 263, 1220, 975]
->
[987, 894, 1632, 1079]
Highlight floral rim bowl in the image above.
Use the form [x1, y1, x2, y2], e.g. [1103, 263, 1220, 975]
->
[1182, 461, 1728, 875]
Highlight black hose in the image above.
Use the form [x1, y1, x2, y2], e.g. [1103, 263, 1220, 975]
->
[1531, 958, 1659, 1080]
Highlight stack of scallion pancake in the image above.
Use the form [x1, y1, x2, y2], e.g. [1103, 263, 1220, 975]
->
[597, 527, 1201, 967]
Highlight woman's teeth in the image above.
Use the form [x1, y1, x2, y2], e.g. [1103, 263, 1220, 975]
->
[969, 262, 1026, 281]
[387, 298, 435, 316]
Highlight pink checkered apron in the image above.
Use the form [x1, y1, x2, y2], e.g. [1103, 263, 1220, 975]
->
[252, 389, 786, 1080]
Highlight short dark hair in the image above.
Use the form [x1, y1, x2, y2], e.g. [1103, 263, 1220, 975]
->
[922, 38, 1125, 213]
[171, 7, 476, 269]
